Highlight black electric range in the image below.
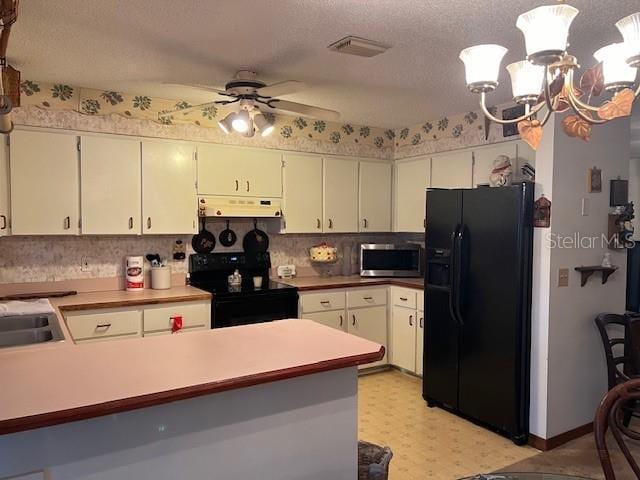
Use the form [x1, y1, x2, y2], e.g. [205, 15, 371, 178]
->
[189, 252, 299, 328]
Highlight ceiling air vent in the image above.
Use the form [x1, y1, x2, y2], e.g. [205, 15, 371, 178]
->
[327, 36, 391, 57]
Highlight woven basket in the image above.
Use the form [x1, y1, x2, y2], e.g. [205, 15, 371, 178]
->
[358, 441, 393, 480]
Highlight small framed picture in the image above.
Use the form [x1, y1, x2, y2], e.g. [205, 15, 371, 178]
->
[502, 105, 526, 137]
[588, 167, 602, 193]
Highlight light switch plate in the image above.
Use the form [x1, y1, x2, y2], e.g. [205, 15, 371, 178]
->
[581, 198, 588, 216]
[558, 268, 569, 287]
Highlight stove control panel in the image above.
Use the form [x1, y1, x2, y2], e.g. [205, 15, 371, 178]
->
[189, 252, 271, 272]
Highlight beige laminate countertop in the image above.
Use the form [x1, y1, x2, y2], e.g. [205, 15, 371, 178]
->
[0, 319, 383, 435]
[280, 275, 424, 291]
[50, 285, 212, 311]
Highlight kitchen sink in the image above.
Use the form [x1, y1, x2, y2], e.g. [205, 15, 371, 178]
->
[0, 313, 64, 348]
[0, 315, 49, 332]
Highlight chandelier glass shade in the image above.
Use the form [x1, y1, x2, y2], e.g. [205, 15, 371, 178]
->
[516, 5, 579, 64]
[460, 5, 640, 150]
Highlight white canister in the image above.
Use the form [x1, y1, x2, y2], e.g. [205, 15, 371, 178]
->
[125, 256, 144, 292]
[151, 266, 172, 290]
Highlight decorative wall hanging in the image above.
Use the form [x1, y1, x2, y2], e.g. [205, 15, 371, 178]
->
[587, 167, 602, 193]
[534, 195, 551, 228]
[489, 154, 513, 187]
[458, 5, 640, 150]
[608, 202, 635, 249]
[502, 104, 526, 137]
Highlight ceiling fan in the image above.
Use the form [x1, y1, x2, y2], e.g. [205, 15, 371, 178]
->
[160, 70, 341, 137]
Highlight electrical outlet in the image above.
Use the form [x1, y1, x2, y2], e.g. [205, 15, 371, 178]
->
[558, 268, 569, 287]
[81, 257, 91, 272]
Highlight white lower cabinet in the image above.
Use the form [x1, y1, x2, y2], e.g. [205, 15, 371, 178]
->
[65, 308, 143, 342]
[64, 300, 211, 343]
[416, 309, 424, 376]
[0, 138, 8, 236]
[304, 310, 346, 331]
[143, 301, 210, 336]
[348, 305, 388, 368]
[391, 305, 417, 371]
[389, 286, 425, 375]
[300, 287, 388, 369]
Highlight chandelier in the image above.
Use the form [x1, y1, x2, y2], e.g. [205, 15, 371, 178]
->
[459, 4, 640, 150]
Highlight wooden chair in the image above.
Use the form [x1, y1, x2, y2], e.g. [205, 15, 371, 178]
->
[595, 314, 633, 389]
[594, 378, 640, 480]
[595, 313, 640, 427]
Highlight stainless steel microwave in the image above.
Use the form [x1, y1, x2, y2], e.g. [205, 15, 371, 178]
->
[360, 244, 424, 278]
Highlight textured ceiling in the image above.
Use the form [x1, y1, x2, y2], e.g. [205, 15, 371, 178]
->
[8, 0, 640, 128]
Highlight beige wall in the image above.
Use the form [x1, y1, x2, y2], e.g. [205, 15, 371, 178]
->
[531, 114, 630, 439]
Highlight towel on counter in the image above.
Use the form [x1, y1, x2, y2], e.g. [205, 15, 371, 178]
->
[0, 299, 55, 317]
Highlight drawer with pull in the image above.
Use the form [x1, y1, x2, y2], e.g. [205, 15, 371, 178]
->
[347, 288, 387, 309]
[65, 308, 142, 341]
[143, 301, 210, 334]
[392, 287, 417, 309]
[299, 291, 345, 313]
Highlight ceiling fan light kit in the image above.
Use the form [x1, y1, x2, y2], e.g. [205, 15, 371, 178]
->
[160, 70, 339, 139]
[459, 5, 640, 150]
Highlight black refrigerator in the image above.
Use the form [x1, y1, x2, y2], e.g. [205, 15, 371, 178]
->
[422, 182, 534, 445]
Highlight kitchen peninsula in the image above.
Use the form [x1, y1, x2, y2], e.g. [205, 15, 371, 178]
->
[0, 318, 383, 480]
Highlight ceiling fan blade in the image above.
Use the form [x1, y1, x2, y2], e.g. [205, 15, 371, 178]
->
[266, 99, 340, 121]
[163, 82, 228, 95]
[257, 80, 307, 98]
[158, 101, 220, 118]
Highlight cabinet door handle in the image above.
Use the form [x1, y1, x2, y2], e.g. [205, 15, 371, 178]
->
[339, 315, 343, 326]
[320, 300, 331, 306]
[363, 296, 373, 300]
[64, 216, 71, 230]
[235, 179, 239, 191]
[363, 218, 368, 228]
[0, 214, 6, 230]
[328, 218, 333, 229]
[128, 217, 134, 229]
[419, 317, 424, 328]
[352, 314, 356, 326]
[400, 297, 408, 301]
[409, 315, 413, 326]
[147, 217, 152, 229]
[95, 323, 111, 330]
[246, 181, 250, 192]
[316, 218, 321, 229]
[424, 218, 426, 228]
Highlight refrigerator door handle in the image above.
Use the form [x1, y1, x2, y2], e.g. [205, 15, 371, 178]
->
[448, 224, 461, 327]
[453, 225, 465, 326]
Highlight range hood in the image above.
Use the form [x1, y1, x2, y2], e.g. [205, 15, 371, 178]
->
[198, 196, 282, 218]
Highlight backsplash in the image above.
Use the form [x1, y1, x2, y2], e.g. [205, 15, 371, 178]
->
[0, 218, 421, 284]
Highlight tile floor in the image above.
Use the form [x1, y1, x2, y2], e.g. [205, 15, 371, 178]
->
[358, 369, 539, 480]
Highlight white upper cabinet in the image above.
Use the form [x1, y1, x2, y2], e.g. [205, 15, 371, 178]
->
[0, 137, 9, 236]
[359, 161, 392, 232]
[394, 156, 430, 232]
[10, 130, 80, 235]
[472, 143, 518, 187]
[431, 150, 473, 189]
[515, 140, 536, 174]
[142, 141, 197, 234]
[324, 157, 359, 233]
[81, 136, 142, 235]
[197, 144, 282, 198]
[282, 153, 323, 233]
